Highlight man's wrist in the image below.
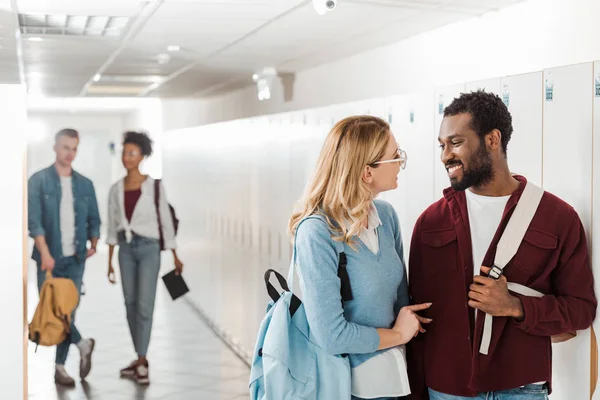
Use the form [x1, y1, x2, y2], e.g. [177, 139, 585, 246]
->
[508, 296, 525, 320]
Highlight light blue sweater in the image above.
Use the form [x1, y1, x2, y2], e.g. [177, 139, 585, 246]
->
[295, 199, 409, 368]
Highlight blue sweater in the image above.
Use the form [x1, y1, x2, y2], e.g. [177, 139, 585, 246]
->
[295, 199, 409, 368]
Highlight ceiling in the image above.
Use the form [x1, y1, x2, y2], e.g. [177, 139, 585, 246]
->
[2, 0, 524, 98]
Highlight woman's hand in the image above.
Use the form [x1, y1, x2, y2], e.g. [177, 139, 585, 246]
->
[393, 303, 432, 344]
[174, 257, 184, 275]
[108, 263, 116, 284]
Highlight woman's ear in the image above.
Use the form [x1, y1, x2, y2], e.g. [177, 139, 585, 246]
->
[362, 165, 373, 184]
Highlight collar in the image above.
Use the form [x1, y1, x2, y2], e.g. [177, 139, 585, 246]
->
[342, 202, 382, 231]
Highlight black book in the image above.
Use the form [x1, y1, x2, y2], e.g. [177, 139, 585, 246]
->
[161, 270, 190, 300]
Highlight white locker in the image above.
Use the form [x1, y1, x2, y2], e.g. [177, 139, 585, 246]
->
[466, 78, 502, 95]
[501, 72, 543, 186]
[387, 91, 435, 255]
[592, 60, 600, 400]
[543, 62, 594, 400]
[433, 84, 466, 199]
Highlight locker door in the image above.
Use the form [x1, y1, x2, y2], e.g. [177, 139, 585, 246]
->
[388, 91, 435, 255]
[592, 60, 600, 400]
[434, 84, 466, 198]
[543, 62, 594, 400]
[466, 78, 502, 95]
[501, 72, 543, 186]
[386, 94, 409, 251]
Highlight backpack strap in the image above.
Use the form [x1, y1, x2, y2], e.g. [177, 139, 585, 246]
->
[479, 181, 544, 355]
[288, 215, 353, 304]
[154, 179, 165, 250]
[334, 239, 353, 303]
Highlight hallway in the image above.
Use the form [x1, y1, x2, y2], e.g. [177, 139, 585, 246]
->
[26, 251, 252, 400]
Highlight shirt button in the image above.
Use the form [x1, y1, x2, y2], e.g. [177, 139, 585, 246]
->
[75, 240, 79, 245]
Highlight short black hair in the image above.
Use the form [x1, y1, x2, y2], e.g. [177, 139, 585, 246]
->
[55, 128, 79, 143]
[444, 90, 513, 155]
[122, 131, 153, 157]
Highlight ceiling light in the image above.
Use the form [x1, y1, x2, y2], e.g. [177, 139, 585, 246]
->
[28, 37, 43, 42]
[93, 74, 101, 82]
[167, 45, 180, 52]
[156, 53, 171, 65]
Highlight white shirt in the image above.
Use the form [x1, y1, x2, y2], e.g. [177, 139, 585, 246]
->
[59, 176, 76, 257]
[345, 204, 411, 398]
[465, 189, 510, 278]
[106, 177, 177, 248]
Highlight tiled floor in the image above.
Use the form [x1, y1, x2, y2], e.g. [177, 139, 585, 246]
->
[27, 251, 251, 400]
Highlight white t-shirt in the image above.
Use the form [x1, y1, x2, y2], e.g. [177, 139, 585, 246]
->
[465, 189, 510, 277]
[59, 176, 76, 257]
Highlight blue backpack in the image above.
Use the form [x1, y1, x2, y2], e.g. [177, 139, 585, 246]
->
[249, 217, 352, 399]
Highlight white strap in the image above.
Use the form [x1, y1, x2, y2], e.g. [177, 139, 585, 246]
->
[493, 182, 544, 271]
[479, 182, 544, 355]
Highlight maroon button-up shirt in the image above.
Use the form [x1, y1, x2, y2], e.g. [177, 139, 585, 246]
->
[407, 175, 596, 398]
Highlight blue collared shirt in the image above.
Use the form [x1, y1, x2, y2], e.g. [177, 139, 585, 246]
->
[28, 164, 101, 263]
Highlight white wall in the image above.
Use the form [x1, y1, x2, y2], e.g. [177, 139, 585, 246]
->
[162, 61, 600, 398]
[162, 0, 600, 131]
[26, 112, 126, 240]
[0, 84, 27, 400]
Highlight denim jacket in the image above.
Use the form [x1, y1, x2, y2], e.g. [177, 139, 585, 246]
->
[28, 164, 101, 263]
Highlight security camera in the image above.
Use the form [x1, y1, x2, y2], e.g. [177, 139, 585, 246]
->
[312, 0, 337, 15]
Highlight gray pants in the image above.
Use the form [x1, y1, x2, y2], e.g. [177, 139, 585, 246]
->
[118, 233, 161, 357]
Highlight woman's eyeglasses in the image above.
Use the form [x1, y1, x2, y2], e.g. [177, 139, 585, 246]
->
[371, 148, 407, 169]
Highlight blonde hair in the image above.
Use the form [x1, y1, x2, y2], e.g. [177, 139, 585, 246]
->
[288, 115, 392, 247]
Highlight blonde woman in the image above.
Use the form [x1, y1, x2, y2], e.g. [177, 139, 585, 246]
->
[289, 116, 432, 400]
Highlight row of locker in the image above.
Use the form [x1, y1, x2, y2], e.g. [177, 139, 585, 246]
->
[163, 60, 600, 399]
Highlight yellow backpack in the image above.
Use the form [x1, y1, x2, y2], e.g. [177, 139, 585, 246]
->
[28, 271, 79, 351]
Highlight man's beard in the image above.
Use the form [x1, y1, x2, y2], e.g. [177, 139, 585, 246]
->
[448, 141, 494, 191]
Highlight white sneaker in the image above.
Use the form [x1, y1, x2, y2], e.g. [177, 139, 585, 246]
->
[77, 338, 95, 380]
[135, 362, 150, 385]
[54, 365, 75, 387]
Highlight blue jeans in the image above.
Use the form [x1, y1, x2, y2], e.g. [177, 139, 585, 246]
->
[37, 256, 85, 365]
[118, 233, 161, 357]
[429, 384, 548, 400]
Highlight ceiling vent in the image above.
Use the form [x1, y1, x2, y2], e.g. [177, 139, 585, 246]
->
[18, 13, 130, 37]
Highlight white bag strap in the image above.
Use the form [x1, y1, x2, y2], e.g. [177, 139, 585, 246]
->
[479, 181, 544, 355]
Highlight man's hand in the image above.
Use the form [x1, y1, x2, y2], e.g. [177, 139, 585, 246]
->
[41, 253, 55, 272]
[468, 266, 524, 319]
[87, 238, 98, 259]
[86, 247, 97, 259]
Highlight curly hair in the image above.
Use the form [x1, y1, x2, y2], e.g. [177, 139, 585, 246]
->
[444, 90, 513, 155]
[122, 131, 153, 157]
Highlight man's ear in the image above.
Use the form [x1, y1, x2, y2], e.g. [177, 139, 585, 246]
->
[487, 129, 502, 151]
